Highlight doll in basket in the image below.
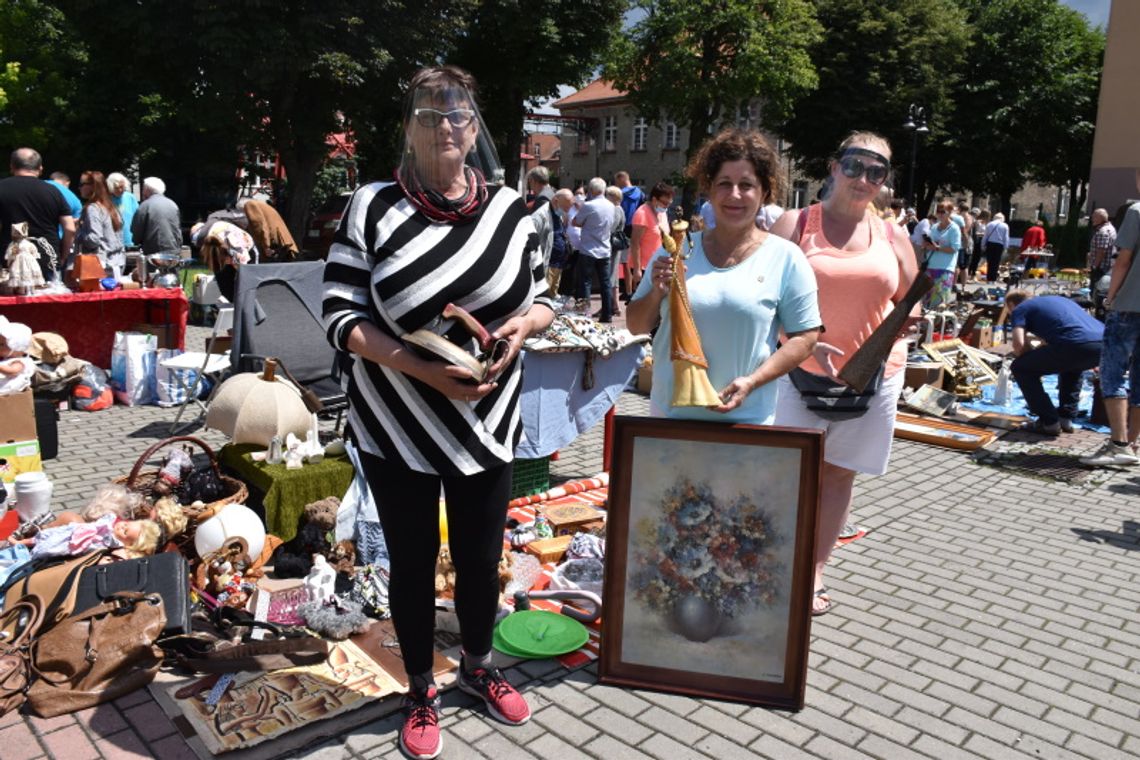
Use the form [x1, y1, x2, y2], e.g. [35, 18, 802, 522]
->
[7, 484, 187, 550]
[11, 514, 161, 559]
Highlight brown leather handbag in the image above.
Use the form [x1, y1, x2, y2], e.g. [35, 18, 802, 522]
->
[26, 592, 166, 718]
[0, 596, 43, 717]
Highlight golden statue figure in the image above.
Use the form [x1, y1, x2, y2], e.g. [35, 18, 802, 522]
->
[661, 220, 722, 407]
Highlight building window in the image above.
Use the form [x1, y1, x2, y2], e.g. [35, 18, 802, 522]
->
[575, 129, 590, 155]
[631, 117, 647, 151]
[663, 121, 679, 149]
[603, 116, 618, 152]
[792, 180, 808, 209]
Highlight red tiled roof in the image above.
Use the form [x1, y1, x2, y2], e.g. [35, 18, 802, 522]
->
[553, 79, 628, 108]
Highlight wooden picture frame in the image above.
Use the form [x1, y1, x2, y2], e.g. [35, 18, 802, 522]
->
[599, 417, 823, 709]
[894, 412, 997, 451]
[923, 338, 998, 384]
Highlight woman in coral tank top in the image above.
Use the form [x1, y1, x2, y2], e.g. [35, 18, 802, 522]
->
[771, 132, 921, 617]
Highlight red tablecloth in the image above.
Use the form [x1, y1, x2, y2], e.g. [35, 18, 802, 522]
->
[0, 289, 188, 368]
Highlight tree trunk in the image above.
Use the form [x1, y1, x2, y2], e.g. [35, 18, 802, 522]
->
[277, 145, 323, 246]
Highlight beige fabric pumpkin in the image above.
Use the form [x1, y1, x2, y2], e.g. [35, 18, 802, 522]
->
[205, 359, 310, 446]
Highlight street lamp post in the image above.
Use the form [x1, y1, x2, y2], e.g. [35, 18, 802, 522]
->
[902, 104, 929, 207]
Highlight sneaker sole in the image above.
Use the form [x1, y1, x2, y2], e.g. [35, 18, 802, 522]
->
[457, 679, 531, 726]
[400, 734, 442, 760]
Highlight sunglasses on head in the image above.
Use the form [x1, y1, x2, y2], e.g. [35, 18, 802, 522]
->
[838, 156, 889, 186]
[413, 107, 475, 129]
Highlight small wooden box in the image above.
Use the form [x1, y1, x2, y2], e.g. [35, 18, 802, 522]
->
[964, 325, 993, 349]
[542, 503, 604, 537]
[523, 535, 573, 564]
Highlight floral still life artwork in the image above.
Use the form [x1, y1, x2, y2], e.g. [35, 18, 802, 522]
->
[620, 436, 802, 683]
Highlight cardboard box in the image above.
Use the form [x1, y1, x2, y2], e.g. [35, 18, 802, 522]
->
[904, 362, 943, 391]
[523, 535, 573, 564]
[131, 322, 176, 349]
[542, 502, 604, 537]
[637, 364, 652, 394]
[0, 388, 36, 443]
[0, 439, 42, 483]
[964, 325, 993, 349]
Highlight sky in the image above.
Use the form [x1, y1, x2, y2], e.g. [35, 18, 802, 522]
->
[1063, 0, 1110, 28]
[533, 0, 1111, 115]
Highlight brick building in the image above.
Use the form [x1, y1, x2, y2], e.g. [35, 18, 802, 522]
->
[553, 79, 820, 209]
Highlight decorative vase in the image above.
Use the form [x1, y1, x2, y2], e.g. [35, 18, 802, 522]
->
[671, 594, 722, 642]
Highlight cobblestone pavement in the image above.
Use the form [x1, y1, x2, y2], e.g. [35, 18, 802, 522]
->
[6, 322, 1140, 759]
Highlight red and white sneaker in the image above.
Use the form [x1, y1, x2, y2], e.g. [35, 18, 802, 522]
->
[457, 666, 531, 725]
[400, 687, 441, 759]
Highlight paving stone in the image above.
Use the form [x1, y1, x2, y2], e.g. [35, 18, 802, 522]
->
[287, 740, 356, 760]
[583, 707, 653, 746]
[634, 706, 707, 745]
[95, 730, 152, 760]
[640, 732, 710, 760]
[748, 734, 818, 760]
[73, 706, 127, 738]
[525, 732, 592, 760]
[854, 733, 930, 760]
[472, 731, 540, 759]
[991, 705, 1071, 745]
[582, 734, 655, 760]
[1, 720, 46, 760]
[879, 683, 949, 718]
[37, 725, 98, 760]
[148, 729, 206, 760]
[120, 702, 177, 742]
[586, 684, 651, 718]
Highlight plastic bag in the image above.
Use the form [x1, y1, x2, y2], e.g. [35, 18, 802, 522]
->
[72, 365, 113, 412]
[154, 349, 199, 408]
[110, 331, 156, 406]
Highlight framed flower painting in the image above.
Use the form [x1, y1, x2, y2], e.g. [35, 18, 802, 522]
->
[599, 417, 822, 709]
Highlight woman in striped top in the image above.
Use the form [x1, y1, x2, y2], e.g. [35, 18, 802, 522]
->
[322, 66, 553, 759]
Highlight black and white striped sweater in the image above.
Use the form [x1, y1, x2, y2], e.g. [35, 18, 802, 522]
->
[322, 181, 553, 476]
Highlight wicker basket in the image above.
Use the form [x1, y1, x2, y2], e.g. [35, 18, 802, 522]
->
[114, 435, 248, 526]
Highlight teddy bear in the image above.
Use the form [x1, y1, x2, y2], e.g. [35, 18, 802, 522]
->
[434, 545, 513, 600]
[270, 497, 340, 578]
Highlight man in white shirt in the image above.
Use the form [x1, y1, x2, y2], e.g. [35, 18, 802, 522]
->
[756, 202, 784, 231]
[572, 177, 615, 321]
[981, 212, 1010, 283]
[910, 211, 933, 259]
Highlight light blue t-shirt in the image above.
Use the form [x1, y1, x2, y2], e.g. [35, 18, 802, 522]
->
[633, 232, 820, 425]
[114, 191, 140, 247]
[46, 179, 82, 240]
[925, 221, 961, 271]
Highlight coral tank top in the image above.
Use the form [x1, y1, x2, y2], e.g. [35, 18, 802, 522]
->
[796, 203, 907, 378]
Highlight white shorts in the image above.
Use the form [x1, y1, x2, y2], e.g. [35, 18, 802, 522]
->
[772, 369, 905, 475]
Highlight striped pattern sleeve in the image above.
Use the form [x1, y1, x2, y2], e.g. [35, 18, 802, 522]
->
[322, 183, 384, 351]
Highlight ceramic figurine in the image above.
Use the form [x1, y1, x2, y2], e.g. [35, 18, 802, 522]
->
[304, 554, 337, 604]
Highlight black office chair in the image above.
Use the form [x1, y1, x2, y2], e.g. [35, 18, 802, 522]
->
[231, 261, 348, 428]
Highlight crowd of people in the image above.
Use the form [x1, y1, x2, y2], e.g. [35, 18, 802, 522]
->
[0, 149, 183, 282]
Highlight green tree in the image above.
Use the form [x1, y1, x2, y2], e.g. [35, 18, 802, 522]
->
[452, 0, 626, 188]
[775, 0, 970, 209]
[954, 0, 1103, 221]
[605, 0, 820, 205]
[0, 0, 85, 160]
[185, 1, 472, 238]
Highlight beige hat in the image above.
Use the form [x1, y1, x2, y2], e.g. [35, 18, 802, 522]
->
[28, 332, 69, 363]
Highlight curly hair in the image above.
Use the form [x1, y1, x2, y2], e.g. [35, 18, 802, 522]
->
[686, 128, 782, 205]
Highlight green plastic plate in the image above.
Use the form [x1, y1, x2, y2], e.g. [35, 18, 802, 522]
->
[495, 610, 590, 658]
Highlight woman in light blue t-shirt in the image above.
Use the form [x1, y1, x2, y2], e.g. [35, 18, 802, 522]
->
[921, 200, 961, 309]
[627, 128, 822, 425]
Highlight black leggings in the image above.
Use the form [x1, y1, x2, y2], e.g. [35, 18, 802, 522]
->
[983, 242, 1005, 282]
[358, 452, 512, 677]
